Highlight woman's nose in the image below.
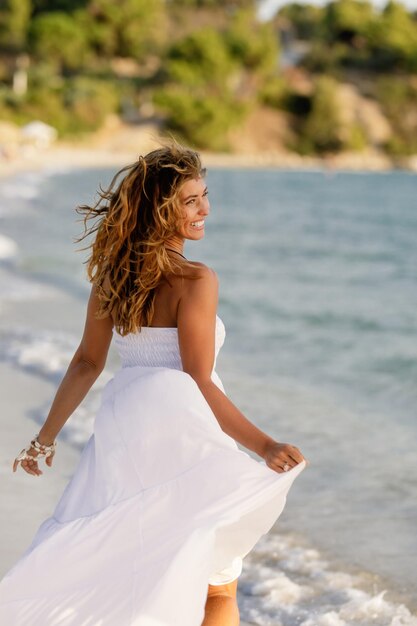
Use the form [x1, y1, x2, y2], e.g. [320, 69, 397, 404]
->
[200, 198, 210, 215]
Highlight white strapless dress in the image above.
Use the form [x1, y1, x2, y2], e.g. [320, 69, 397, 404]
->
[0, 315, 305, 626]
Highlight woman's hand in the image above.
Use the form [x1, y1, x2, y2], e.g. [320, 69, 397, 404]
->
[13, 447, 55, 477]
[263, 440, 306, 473]
[13, 435, 56, 477]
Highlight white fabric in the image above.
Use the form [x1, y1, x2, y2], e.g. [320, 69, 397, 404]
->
[0, 315, 305, 625]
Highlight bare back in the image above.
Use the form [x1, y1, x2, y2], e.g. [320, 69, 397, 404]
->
[105, 260, 207, 329]
[95, 259, 219, 384]
[146, 273, 184, 328]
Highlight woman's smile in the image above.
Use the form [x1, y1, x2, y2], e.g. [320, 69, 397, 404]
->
[178, 176, 210, 240]
[190, 219, 205, 230]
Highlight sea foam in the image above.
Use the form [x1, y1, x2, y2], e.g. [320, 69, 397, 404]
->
[238, 534, 417, 625]
[0, 233, 18, 260]
[0, 326, 114, 447]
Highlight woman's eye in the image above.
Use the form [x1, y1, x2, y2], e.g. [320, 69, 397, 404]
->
[186, 191, 208, 205]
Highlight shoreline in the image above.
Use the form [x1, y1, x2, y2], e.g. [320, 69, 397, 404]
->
[1, 131, 416, 181]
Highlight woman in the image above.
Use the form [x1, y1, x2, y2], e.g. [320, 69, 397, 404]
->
[0, 143, 306, 626]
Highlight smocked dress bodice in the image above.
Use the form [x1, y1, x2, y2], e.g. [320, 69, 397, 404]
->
[112, 314, 226, 371]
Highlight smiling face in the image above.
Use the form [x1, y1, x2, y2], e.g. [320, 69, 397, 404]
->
[166, 177, 210, 250]
[179, 176, 210, 239]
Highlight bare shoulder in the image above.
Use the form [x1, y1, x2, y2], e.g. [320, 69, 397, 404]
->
[186, 261, 217, 279]
[176, 262, 218, 315]
[184, 262, 218, 292]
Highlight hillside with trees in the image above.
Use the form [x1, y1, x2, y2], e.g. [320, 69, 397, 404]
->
[0, 0, 416, 164]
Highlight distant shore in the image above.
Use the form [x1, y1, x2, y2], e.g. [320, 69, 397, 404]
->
[1, 123, 416, 180]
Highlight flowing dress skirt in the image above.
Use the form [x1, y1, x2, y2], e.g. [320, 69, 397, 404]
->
[0, 365, 305, 625]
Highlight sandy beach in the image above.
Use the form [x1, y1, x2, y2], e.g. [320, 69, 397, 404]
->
[0, 363, 80, 578]
[1, 120, 416, 182]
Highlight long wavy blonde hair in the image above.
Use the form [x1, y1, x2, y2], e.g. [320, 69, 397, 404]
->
[75, 143, 206, 335]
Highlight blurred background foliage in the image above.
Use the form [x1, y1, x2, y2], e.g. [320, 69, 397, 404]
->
[0, 0, 416, 155]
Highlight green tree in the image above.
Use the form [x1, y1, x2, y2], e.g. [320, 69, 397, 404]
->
[376, 76, 417, 154]
[260, 76, 289, 109]
[61, 76, 119, 134]
[169, 0, 255, 7]
[324, 0, 375, 43]
[154, 27, 247, 149]
[32, 0, 87, 13]
[84, 0, 166, 60]
[166, 28, 235, 91]
[225, 7, 279, 75]
[29, 12, 89, 71]
[278, 3, 324, 40]
[0, 0, 31, 50]
[368, 1, 417, 71]
[154, 86, 246, 150]
[297, 76, 343, 154]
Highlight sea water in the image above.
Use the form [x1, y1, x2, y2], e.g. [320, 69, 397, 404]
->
[0, 165, 416, 625]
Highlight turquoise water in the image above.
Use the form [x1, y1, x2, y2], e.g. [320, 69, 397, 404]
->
[1, 166, 416, 623]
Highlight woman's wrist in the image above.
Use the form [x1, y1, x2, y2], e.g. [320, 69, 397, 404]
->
[257, 435, 278, 459]
[37, 429, 57, 447]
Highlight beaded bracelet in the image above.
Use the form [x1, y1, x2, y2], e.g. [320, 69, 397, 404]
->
[15, 433, 57, 463]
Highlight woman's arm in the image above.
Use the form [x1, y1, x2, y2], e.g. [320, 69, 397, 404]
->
[177, 267, 305, 473]
[14, 285, 113, 475]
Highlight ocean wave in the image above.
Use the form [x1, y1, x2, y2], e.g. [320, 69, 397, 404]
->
[0, 326, 114, 447]
[0, 267, 56, 310]
[0, 171, 44, 198]
[0, 233, 18, 260]
[238, 533, 417, 626]
[0, 170, 51, 216]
